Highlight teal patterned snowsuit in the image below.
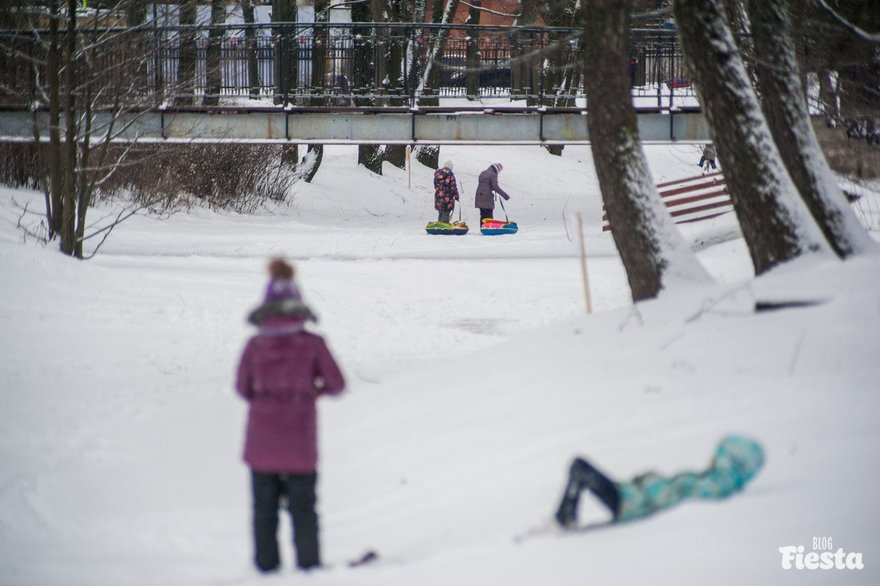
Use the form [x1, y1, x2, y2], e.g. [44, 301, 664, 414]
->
[615, 435, 764, 522]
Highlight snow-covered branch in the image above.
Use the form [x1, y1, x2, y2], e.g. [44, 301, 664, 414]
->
[458, 1, 519, 19]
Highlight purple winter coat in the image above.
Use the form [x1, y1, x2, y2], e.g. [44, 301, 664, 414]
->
[474, 166, 510, 210]
[236, 315, 345, 473]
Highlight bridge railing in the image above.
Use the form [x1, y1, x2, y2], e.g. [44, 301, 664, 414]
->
[0, 22, 694, 110]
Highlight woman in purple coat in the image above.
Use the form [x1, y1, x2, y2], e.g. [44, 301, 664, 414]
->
[474, 162, 510, 224]
[236, 258, 345, 573]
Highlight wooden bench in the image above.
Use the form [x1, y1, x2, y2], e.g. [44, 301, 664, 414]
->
[602, 171, 734, 232]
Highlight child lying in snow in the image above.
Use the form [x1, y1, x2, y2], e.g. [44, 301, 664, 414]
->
[554, 435, 764, 527]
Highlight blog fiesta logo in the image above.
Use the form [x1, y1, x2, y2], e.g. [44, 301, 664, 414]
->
[780, 537, 864, 570]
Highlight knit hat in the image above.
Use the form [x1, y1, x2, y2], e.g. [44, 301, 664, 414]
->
[442, 160, 454, 171]
[491, 162, 503, 173]
[249, 286, 316, 325]
[263, 258, 301, 302]
[247, 257, 316, 325]
[264, 279, 302, 303]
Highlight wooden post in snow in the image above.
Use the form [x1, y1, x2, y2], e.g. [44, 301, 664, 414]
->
[406, 145, 412, 190]
[576, 212, 593, 314]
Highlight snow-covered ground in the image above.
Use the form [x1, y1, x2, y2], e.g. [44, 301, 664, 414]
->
[1, 143, 878, 586]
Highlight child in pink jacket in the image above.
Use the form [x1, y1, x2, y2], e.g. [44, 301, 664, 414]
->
[236, 258, 345, 573]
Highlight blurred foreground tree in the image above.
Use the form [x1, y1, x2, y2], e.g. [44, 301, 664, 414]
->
[673, 0, 832, 275]
[583, 0, 712, 301]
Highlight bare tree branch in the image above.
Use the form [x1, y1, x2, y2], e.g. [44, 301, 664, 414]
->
[459, 0, 519, 18]
[815, 0, 880, 43]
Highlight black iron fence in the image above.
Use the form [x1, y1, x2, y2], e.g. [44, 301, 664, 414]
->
[0, 23, 694, 109]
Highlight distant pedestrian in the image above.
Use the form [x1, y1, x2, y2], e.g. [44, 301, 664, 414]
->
[433, 160, 460, 223]
[629, 54, 639, 87]
[474, 162, 510, 224]
[236, 258, 345, 574]
[335, 74, 355, 107]
[698, 143, 717, 171]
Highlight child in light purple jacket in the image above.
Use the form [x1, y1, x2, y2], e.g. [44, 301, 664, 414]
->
[236, 258, 345, 573]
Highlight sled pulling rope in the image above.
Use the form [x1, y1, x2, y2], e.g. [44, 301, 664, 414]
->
[426, 201, 469, 235]
[481, 194, 518, 235]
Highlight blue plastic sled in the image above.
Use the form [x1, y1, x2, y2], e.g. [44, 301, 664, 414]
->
[480, 221, 518, 235]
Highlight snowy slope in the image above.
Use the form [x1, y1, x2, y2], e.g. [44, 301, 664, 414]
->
[1, 143, 878, 586]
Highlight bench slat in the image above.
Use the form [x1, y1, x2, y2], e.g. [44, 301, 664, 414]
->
[659, 180, 727, 199]
[601, 172, 733, 233]
[655, 171, 724, 189]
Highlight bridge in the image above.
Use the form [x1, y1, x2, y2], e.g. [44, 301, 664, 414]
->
[0, 105, 708, 144]
[0, 21, 707, 144]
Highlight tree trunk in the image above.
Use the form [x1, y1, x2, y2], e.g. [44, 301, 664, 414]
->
[673, 0, 830, 275]
[382, 1, 407, 169]
[60, 0, 78, 256]
[749, 0, 876, 258]
[272, 0, 297, 105]
[310, 21, 326, 92]
[834, 1, 880, 120]
[465, 0, 481, 99]
[360, 144, 385, 174]
[414, 0, 459, 168]
[423, 0, 459, 99]
[242, 0, 261, 99]
[512, 0, 538, 99]
[414, 145, 439, 169]
[584, 0, 710, 301]
[281, 143, 299, 173]
[372, 0, 388, 98]
[75, 139, 89, 259]
[73, 78, 96, 260]
[305, 15, 326, 181]
[204, 0, 225, 106]
[46, 0, 63, 239]
[175, 1, 198, 106]
[355, 0, 380, 171]
[386, 1, 404, 98]
[401, 0, 426, 98]
[792, 1, 877, 124]
[125, 0, 147, 26]
[542, 0, 582, 155]
[303, 145, 323, 183]
[817, 69, 838, 126]
[352, 0, 373, 90]
[543, 0, 579, 106]
[386, 4, 406, 183]
[384, 144, 406, 169]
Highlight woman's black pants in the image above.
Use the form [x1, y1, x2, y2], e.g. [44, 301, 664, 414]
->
[251, 470, 320, 572]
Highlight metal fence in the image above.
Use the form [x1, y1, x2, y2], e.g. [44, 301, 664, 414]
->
[0, 23, 695, 108]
